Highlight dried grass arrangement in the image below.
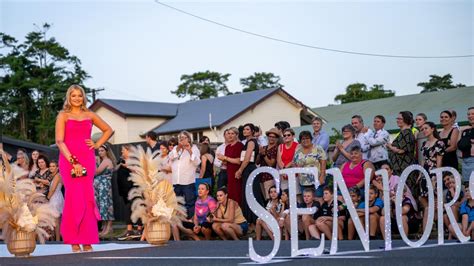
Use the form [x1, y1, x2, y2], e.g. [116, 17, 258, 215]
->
[127, 146, 187, 228]
[0, 153, 59, 246]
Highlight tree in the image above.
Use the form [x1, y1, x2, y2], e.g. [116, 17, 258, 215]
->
[417, 74, 466, 93]
[0, 23, 90, 144]
[334, 83, 395, 104]
[171, 71, 230, 100]
[240, 72, 283, 92]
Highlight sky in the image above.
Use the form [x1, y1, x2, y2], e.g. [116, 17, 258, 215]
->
[1, 0, 473, 108]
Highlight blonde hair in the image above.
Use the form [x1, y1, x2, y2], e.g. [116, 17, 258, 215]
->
[63, 84, 89, 112]
[227, 127, 239, 136]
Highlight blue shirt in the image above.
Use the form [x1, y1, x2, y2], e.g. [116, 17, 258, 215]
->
[459, 200, 474, 223]
[357, 198, 384, 210]
[312, 130, 329, 152]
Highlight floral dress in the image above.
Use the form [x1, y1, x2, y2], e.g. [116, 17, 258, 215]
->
[259, 145, 278, 183]
[94, 167, 115, 221]
[419, 140, 445, 197]
[293, 145, 327, 187]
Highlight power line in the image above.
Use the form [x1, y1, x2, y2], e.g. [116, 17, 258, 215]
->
[154, 0, 474, 59]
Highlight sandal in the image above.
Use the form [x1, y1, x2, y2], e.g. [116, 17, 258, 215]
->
[71, 244, 81, 253]
[82, 245, 93, 252]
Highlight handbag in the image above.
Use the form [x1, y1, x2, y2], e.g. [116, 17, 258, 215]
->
[71, 167, 87, 178]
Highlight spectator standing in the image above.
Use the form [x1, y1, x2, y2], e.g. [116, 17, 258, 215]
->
[32, 154, 52, 196]
[217, 127, 244, 205]
[311, 117, 329, 153]
[28, 150, 40, 178]
[352, 115, 373, 160]
[47, 160, 64, 241]
[458, 107, 474, 183]
[169, 131, 201, 219]
[439, 110, 459, 170]
[332, 124, 361, 168]
[368, 115, 390, 169]
[387, 111, 416, 193]
[94, 144, 116, 237]
[258, 128, 279, 200]
[277, 128, 299, 191]
[214, 129, 229, 189]
[236, 123, 261, 225]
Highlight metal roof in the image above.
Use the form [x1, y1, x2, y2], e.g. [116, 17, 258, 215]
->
[91, 99, 179, 117]
[294, 86, 474, 136]
[153, 89, 278, 134]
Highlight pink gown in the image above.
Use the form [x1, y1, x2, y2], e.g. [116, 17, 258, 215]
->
[59, 119, 100, 245]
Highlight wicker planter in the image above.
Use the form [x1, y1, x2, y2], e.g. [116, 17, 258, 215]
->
[146, 221, 170, 246]
[7, 230, 36, 257]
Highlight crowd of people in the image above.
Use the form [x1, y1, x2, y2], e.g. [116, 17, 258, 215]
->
[2, 106, 474, 243]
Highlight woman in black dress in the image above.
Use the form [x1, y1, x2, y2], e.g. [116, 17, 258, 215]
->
[439, 110, 459, 170]
[235, 123, 262, 225]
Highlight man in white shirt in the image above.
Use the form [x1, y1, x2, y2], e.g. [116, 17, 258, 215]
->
[169, 131, 201, 218]
[351, 115, 373, 160]
[368, 115, 390, 169]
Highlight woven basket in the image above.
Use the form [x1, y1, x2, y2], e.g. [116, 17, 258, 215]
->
[146, 221, 170, 246]
[7, 230, 36, 257]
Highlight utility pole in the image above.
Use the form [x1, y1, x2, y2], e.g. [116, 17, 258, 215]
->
[90, 88, 105, 102]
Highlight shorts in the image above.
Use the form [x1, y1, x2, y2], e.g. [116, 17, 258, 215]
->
[239, 222, 249, 235]
[182, 221, 212, 230]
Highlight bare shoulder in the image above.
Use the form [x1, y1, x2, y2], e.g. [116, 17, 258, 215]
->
[85, 111, 98, 119]
[56, 111, 67, 120]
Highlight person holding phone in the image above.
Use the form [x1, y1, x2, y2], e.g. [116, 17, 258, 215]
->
[169, 131, 201, 219]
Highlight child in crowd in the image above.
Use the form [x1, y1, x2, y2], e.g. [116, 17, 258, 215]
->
[179, 183, 217, 240]
[311, 187, 346, 240]
[292, 188, 320, 240]
[443, 173, 465, 239]
[380, 186, 420, 239]
[256, 186, 283, 240]
[347, 187, 362, 240]
[448, 187, 473, 240]
[356, 185, 383, 239]
[278, 189, 290, 240]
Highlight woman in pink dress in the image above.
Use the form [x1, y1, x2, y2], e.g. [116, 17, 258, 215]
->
[55, 85, 113, 252]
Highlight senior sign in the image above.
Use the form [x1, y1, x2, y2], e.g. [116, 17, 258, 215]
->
[245, 165, 473, 263]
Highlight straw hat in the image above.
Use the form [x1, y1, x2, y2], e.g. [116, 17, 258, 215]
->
[265, 128, 281, 138]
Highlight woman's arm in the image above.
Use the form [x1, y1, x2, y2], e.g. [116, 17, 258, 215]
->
[55, 112, 73, 159]
[214, 201, 236, 223]
[276, 145, 284, 169]
[96, 159, 110, 175]
[199, 155, 207, 178]
[445, 128, 459, 152]
[263, 148, 276, 167]
[88, 112, 113, 149]
[319, 159, 327, 185]
[332, 145, 340, 162]
[236, 141, 255, 179]
[47, 174, 60, 200]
